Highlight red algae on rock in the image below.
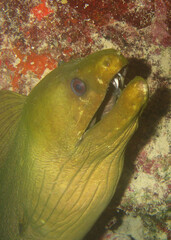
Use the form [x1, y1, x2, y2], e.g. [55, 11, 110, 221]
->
[31, 0, 54, 21]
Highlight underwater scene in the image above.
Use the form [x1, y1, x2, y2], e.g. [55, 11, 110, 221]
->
[0, 1, 170, 240]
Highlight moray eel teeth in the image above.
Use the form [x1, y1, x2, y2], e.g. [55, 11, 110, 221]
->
[112, 65, 127, 89]
[87, 66, 127, 130]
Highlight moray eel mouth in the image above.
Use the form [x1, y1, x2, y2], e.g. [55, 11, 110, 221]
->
[87, 66, 127, 130]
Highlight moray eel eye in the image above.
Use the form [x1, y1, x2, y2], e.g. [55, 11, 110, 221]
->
[71, 78, 87, 96]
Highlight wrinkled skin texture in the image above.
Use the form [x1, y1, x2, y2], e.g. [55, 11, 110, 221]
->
[0, 49, 148, 240]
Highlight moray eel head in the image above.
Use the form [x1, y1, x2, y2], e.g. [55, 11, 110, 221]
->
[26, 49, 128, 149]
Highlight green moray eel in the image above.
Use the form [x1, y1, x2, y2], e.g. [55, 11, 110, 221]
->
[0, 49, 148, 240]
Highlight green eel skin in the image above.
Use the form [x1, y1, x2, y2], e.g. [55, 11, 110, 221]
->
[0, 49, 148, 240]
